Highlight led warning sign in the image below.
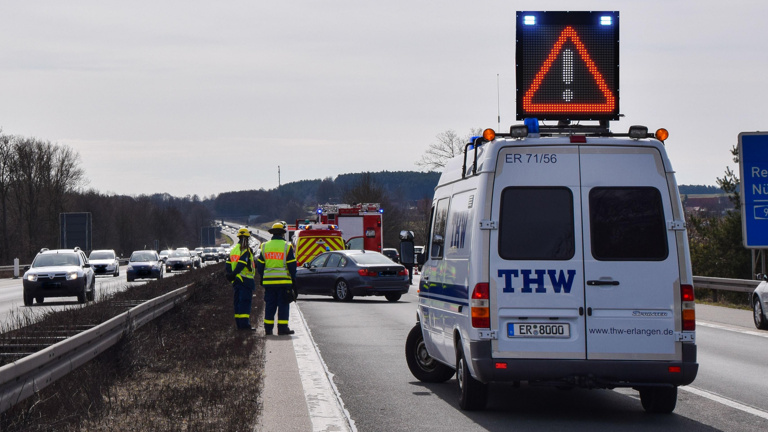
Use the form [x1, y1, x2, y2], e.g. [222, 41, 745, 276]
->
[516, 11, 619, 121]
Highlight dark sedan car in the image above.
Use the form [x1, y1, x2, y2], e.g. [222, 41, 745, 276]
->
[126, 250, 164, 282]
[165, 249, 194, 272]
[296, 250, 409, 302]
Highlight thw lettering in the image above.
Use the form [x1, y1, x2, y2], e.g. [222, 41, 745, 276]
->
[498, 269, 577, 294]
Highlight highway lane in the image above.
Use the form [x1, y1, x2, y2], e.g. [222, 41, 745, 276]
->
[296, 290, 768, 431]
[0, 261, 218, 328]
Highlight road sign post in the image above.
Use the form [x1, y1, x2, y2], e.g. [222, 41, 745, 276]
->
[738, 132, 768, 248]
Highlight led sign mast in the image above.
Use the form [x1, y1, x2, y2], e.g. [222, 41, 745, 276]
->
[516, 11, 619, 132]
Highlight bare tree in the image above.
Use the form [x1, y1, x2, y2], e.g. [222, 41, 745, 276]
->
[415, 128, 483, 171]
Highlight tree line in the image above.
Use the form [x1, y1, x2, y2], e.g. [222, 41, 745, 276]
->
[0, 131, 212, 263]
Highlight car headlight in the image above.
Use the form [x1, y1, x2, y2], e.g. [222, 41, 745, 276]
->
[26, 274, 37, 282]
[66, 272, 78, 280]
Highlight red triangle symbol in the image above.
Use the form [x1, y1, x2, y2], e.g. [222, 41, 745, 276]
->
[522, 26, 615, 113]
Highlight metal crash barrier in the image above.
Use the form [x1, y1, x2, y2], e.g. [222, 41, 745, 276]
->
[0, 285, 191, 414]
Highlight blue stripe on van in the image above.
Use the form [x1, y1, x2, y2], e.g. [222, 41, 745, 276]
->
[419, 281, 470, 306]
[419, 291, 469, 307]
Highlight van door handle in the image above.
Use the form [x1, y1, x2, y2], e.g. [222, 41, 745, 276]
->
[587, 280, 619, 286]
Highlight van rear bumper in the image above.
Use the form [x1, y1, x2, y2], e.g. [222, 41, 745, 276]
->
[469, 341, 698, 388]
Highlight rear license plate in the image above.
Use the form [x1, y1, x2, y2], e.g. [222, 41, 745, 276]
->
[508, 323, 570, 338]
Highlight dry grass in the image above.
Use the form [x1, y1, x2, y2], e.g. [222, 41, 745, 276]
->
[0, 265, 266, 431]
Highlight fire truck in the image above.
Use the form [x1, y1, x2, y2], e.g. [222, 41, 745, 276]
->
[316, 203, 383, 252]
[291, 222, 345, 266]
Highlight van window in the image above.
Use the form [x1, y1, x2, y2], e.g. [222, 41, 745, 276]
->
[499, 187, 575, 260]
[430, 198, 450, 259]
[589, 187, 668, 261]
[446, 191, 474, 259]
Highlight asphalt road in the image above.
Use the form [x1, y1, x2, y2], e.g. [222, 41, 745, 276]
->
[296, 291, 768, 432]
[0, 261, 218, 327]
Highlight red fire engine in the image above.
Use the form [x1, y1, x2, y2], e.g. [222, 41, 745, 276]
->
[316, 203, 383, 252]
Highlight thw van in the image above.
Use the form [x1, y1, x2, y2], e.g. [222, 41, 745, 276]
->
[404, 124, 698, 413]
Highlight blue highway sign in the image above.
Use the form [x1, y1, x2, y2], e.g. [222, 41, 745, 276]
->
[739, 132, 768, 248]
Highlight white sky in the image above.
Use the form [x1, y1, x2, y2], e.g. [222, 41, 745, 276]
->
[1, 0, 765, 197]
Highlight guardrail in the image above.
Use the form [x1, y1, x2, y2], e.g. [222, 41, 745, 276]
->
[0, 284, 191, 414]
[692, 276, 760, 302]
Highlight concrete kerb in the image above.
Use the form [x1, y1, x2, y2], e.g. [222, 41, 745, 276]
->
[256, 303, 355, 432]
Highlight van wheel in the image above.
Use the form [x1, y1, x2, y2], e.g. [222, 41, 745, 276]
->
[23, 289, 33, 306]
[333, 279, 353, 301]
[456, 346, 488, 410]
[639, 386, 677, 413]
[385, 293, 401, 302]
[405, 324, 454, 383]
[753, 297, 768, 330]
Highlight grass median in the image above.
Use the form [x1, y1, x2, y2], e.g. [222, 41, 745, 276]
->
[0, 264, 266, 431]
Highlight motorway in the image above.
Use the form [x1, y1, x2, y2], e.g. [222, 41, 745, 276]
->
[0, 261, 221, 329]
[2, 255, 767, 430]
[296, 288, 768, 432]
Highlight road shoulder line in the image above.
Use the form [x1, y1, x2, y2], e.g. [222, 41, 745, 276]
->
[680, 385, 768, 420]
[292, 303, 356, 432]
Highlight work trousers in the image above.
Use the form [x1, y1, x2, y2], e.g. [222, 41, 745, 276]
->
[233, 278, 255, 329]
[263, 284, 292, 332]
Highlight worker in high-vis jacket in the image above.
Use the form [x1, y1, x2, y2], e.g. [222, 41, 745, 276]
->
[225, 227, 257, 330]
[257, 221, 298, 335]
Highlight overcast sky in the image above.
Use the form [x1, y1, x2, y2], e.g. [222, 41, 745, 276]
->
[1, 1, 766, 198]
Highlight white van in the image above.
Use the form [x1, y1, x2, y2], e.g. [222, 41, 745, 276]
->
[405, 124, 698, 413]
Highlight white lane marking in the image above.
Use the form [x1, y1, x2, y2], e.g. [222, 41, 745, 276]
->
[697, 321, 768, 338]
[292, 304, 357, 432]
[680, 386, 768, 420]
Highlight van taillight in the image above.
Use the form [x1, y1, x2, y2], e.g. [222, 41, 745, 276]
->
[681, 284, 695, 331]
[471, 283, 490, 328]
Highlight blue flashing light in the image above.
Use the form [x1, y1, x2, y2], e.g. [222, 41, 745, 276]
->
[316, 208, 322, 214]
[379, 209, 384, 214]
[524, 118, 539, 133]
[523, 15, 536, 25]
[600, 16, 612, 26]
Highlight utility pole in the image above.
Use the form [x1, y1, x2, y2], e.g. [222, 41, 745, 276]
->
[497, 73, 501, 131]
[278, 165, 281, 188]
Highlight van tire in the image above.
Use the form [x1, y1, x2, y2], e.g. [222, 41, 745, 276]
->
[405, 324, 455, 383]
[456, 346, 488, 410]
[333, 279, 353, 302]
[639, 386, 677, 413]
[753, 297, 768, 330]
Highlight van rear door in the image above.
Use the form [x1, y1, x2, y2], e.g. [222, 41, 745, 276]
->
[490, 146, 587, 359]
[579, 145, 679, 361]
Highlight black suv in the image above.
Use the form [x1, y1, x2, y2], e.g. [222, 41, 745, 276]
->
[22, 248, 95, 305]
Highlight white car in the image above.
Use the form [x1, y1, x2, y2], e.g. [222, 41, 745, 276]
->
[89, 249, 120, 277]
[752, 279, 768, 330]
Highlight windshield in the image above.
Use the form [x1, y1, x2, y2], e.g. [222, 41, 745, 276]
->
[89, 251, 115, 260]
[204, 248, 217, 253]
[33, 253, 80, 268]
[170, 250, 190, 258]
[159, 250, 170, 256]
[350, 253, 395, 265]
[130, 252, 157, 262]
